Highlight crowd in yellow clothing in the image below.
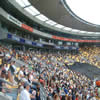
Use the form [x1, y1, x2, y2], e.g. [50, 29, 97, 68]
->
[55, 47, 100, 68]
[79, 47, 100, 68]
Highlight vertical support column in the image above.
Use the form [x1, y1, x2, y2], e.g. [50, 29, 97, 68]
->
[23, 45, 26, 52]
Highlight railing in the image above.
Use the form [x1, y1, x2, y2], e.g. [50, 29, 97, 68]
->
[0, 92, 12, 100]
[40, 84, 47, 100]
[0, 78, 13, 86]
[0, 78, 18, 100]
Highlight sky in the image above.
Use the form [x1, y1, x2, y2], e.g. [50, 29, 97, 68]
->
[66, 0, 100, 25]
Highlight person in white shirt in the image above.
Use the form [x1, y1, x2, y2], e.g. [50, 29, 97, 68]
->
[98, 88, 100, 97]
[18, 66, 24, 80]
[20, 82, 31, 100]
[4, 63, 9, 72]
[20, 82, 35, 100]
[19, 78, 28, 93]
[90, 97, 97, 100]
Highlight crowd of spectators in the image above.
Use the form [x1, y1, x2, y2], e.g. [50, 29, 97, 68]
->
[0, 45, 100, 100]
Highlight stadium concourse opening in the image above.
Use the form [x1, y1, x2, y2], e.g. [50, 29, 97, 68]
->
[0, 0, 100, 100]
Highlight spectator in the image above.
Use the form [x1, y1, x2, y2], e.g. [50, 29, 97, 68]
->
[18, 66, 24, 81]
[20, 82, 35, 100]
[0, 70, 6, 93]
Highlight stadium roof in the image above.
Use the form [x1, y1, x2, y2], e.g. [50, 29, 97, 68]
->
[24, 0, 100, 33]
[13, 0, 100, 36]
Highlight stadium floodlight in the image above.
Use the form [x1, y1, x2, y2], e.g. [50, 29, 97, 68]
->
[80, 31, 86, 33]
[63, 27, 72, 31]
[95, 32, 100, 34]
[45, 20, 57, 26]
[87, 32, 94, 34]
[36, 14, 48, 21]
[72, 29, 80, 32]
[24, 6, 40, 16]
[16, 0, 30, 7]
[55, 24, 65, 29]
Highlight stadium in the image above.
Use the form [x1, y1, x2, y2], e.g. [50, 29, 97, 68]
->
[0, 0, 100, 100]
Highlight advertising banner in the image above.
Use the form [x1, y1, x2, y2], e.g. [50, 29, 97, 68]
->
[8, 14, 22, 27]
[20, 38, 25, 43]
[7, 34, 12, 39]
[36, 43, 43, 47]
[21, 24, 33, 32]
[12, 35, 20, 42]
[52, 35, 100, 43]
[32, 42, 37, 46]
[55, 46, 61, 49]
[26, 40, 32, 45]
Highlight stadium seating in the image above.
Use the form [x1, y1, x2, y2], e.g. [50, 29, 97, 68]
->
[0, 45, 100, 100]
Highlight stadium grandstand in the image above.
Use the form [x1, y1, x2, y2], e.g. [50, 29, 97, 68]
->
[0, 0, 100, 100]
